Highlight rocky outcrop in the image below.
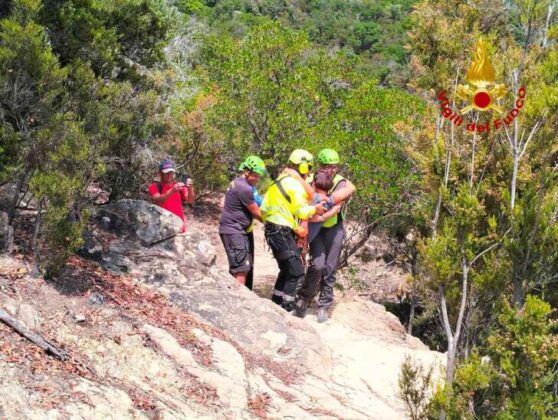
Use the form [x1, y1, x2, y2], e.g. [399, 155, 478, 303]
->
[96, 199, 184, 245]
[0, 182, 36, 212]
[83, 201, 330, 378]
[0, 200, 444, 419]
[0, 211, 8, 249]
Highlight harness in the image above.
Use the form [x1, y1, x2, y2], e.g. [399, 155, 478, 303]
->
[273, 175, 292, 204]
[265, 175, 307, 263]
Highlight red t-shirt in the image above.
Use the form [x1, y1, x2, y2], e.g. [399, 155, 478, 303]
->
[148, 182, 189, 232]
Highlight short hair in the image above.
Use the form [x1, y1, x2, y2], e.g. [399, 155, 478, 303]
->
[313, 168, 334, 191]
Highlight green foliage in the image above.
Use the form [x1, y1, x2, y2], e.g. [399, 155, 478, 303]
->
[0, 11, 67, 180]
[431, 296, 558, 419]
[201, 0, 417, 86]
[200, 21, 317, 160]
[174, 0, 208, 15]
[191, 20, 425, 225]
[0, 0, 173, 274]
[407, 0, 558, 316]
[39, 0, 173, 80]
[329, 81, 425, 222]
[0, 1, 12, 19]
[405, 1, 558, 408]
[398, 355, 435, 420]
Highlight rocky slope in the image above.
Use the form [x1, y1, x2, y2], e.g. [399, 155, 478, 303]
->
[0, 200, 443, 419]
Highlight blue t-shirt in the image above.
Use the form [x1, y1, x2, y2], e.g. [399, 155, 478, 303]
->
[219, 177, 256, 234]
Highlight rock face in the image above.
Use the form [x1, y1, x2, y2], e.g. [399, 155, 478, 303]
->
[0, 182, 36, 211]
[0, 211, 7, 249]
[95, 199, 183, 245]
[0, 200, 444, 419]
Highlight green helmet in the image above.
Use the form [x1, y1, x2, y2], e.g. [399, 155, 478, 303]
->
[239, 155, 266, 176]
[317, 148, 340, 165]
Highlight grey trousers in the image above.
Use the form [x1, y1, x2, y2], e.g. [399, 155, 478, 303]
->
[299, 222, 344, 308]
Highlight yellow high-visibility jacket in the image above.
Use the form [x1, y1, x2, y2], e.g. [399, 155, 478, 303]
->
[261, 172, 316, 230]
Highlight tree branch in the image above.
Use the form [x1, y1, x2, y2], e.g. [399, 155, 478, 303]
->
[519, 120, 542, 159]
[454, 256, 469, 345]
[0, 309, 68, 361]
[438, 284, 453, 342]
[468, 241, 501, 269]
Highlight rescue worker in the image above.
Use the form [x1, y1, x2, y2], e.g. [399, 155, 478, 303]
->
[219, 156, 266, 290]
[261, 149, 325, 312]
[295, 149, 356, 322]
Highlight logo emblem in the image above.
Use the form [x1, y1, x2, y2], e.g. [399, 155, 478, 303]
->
[456, 39, 507, 114]
[437, 38, 525, 133]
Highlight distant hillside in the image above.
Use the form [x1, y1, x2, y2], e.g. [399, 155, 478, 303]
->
[188, 0, 416, 86]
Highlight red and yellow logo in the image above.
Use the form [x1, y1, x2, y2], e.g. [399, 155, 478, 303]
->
[437, 39, 526, 133]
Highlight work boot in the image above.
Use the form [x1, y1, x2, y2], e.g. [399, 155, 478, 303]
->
[281, 300, 295, 312]
[317, 307, 328, 323]
[271, 294, 283, 306]
[293, 298, 308, 318]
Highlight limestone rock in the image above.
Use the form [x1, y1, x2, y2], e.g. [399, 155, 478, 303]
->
[0, 182, 37, 212]
[97, 199, 183, 245]
[141, 324, 198, 368]
[192, 328, 246, 385]
[1, 295, 19, 317]
[0, 211, 7, 249]
[65, 379, 146, 419]
[17, 303, 40, 330]
[0, 213, 445, 420]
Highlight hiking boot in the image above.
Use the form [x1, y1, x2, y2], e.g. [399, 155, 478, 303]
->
[271, 294, 283, 306]
[293, 299, 308, 318]
[317, 307, 329, 323]
[281, 300, 295, 313]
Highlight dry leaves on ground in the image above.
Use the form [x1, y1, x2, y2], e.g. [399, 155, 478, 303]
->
[248, 392, 272, 419]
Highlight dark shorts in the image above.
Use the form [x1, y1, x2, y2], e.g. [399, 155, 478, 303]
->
[220, 233, 253, 275]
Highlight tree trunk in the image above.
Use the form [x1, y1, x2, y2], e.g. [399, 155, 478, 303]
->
[0, 309, 68, 361]
[445, 343, 456, 388]
[4, 225, 14, 254]
[407, 298, 415, 335]
[31, 199, 44, 277]
[510, 150, 519, 210]
[5, 166, 31, 254]
[7, 167, 30, 225]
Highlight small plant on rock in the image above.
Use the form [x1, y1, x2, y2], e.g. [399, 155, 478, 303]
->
[398, 354, 436, 420]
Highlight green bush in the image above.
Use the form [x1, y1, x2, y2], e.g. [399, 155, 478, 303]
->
[431, 296, 558, 419]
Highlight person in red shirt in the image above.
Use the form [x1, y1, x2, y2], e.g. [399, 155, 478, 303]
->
[148, 159, 195, 233]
